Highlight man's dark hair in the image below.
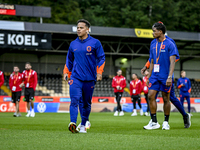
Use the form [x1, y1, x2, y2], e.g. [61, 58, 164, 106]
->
[133, 73, 138, 78]
[25, 62, 31, 66]
[77, 19, 91, 28]
[152, 21, 166, 34]
[14, 65, 19, 68]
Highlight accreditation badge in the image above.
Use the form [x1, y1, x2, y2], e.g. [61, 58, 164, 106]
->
[154, 64, 160, 72]
[12, 86, 16, 91]
[144, 86, 147, 90]
[26, 83, 29, 87]
[133, 89, 136, 94]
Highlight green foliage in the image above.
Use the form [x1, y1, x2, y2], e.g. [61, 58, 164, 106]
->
[0, 0, 200, 32]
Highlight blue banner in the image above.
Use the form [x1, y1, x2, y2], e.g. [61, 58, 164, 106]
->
[34, 102, 60, 113]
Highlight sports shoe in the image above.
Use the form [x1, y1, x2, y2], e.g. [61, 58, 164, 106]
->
[68, 122, 79, 133]
[131, 109, 137, 116]
[189, 113, 193, 116]
[119, 111, 124, 116]
[18, 113, 22, 117]
[26, 113, 31, 117]
[13, 113, 17, 117]
[183, 113, 191, 128]
[162, 121, 170, 130]
[144, 120, 160, 130]
[79, 125, 87, 133]
[30, 111, 35, 117]
[85, 121, 91, 129]
[144, 112, 150, 116]
[77, 123, 81, 131]
[140, 109, 143, 116]
[143, 119, 152, 129]
[114, 111, 118, 116]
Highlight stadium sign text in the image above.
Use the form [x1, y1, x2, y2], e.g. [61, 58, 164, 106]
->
[0, 31, 51, 49]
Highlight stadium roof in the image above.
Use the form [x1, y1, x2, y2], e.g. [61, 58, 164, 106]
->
[0, 20, 200, 58]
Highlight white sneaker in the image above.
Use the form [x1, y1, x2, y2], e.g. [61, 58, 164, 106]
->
[144, 112, 150, 116]
[114, 111, 118, 116]
[79, 125, 87, 133]
[13, 113, 17, 117]
[162, 121, 170, 130]
[140, 109, 143, 116]
[131, 109, 137, 116]
[77, 123, 81, 131]
[85, 121, 91, 129]
[144, 120, 160, 130]
[189, 113, 193, 116]
[119, 111, 124, 116]
[30, 111, 35, 117]
[26, 113, 31, 117]
[143, 119, 152, 128]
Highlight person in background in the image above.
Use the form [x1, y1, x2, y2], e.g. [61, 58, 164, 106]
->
[9, 66, 23, 117]
[142, 70, 150, 116]
[20, 62, 38, 117]
[130, 73, 143, 116]
[112, 69, 126, 116]
[177, 71, 192, 115]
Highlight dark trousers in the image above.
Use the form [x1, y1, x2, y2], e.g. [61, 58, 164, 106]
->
[131, 95, 141, 109]
[115, 92, 123, 111]
[144, 94, 150, 112]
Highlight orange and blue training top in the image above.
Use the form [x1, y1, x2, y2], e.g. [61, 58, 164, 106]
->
[149, 37, 178, 80]
[65, 34, 105, 81]
[177, 77, 191, 94]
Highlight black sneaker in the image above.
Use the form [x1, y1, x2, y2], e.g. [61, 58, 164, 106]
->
[183, 113, 191, 128]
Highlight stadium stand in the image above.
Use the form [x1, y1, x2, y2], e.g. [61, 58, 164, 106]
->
[0, 73, 199, 97]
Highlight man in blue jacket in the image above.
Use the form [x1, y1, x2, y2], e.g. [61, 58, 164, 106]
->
[65, 19, 105, 133]
[177, 71, 191, 115]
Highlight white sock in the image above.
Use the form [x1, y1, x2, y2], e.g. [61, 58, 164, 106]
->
[28, 110, 30, 114]
[31, 109, 34, 113]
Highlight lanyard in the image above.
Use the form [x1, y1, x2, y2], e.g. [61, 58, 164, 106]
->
[14, 73, 18, 85]
[156, 38, 166, 64]
[132, 79, 138, 88]
[26, 69, 32, 83]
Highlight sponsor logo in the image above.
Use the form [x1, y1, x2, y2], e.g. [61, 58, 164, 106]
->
[37, 102, 46, 113]
[60, 98, 71, 102]
[135, 28, 153, 38]
[194, 99, 200, 103]
[161, 50, 165, 52]
[114, 98, 126, 104]
[156, 99, 160, 102]
[161, 45, 165, 49]
[0, 103, 15, 112]
[98, 98, 109, 103]
[68, 80, 73, 85]
[42, 98, 53, 102]
[3, 97, 12, 102]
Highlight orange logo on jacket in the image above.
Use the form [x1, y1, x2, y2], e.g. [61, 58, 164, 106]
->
[69, 80, 73, 85]
[87, 46, 91, 52]
[161, 45, 165, 49]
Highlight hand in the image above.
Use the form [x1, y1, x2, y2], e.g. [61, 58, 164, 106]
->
[166, 78, 172, 87]
[146, 79, 149, 86]
[181, 83, 185, 86]
[141, 66, 147, 75]
[119, 87, 122, 90]
[97, 73, 102, 81]
[19, 83, 24, 88]
[63, 74, 68, 81]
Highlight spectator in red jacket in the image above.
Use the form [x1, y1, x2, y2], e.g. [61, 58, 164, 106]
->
[130, 73, 143, 116]
[9, 66, 23, 117]
[112, 69, 126, 116]
[0, 71, 4, 95]
[142, 70, 150, 116]
[20, 62, 37, 117]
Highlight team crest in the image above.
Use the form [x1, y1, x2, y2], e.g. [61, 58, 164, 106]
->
[87, 46, 91, 52]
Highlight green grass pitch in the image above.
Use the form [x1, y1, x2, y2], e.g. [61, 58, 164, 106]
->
[0, 112, 200, 150]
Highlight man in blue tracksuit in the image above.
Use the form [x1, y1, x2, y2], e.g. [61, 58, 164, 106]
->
[141, 33, 191, 128]
[65, 19, 105, 133]
[177, 71, 191, 114]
